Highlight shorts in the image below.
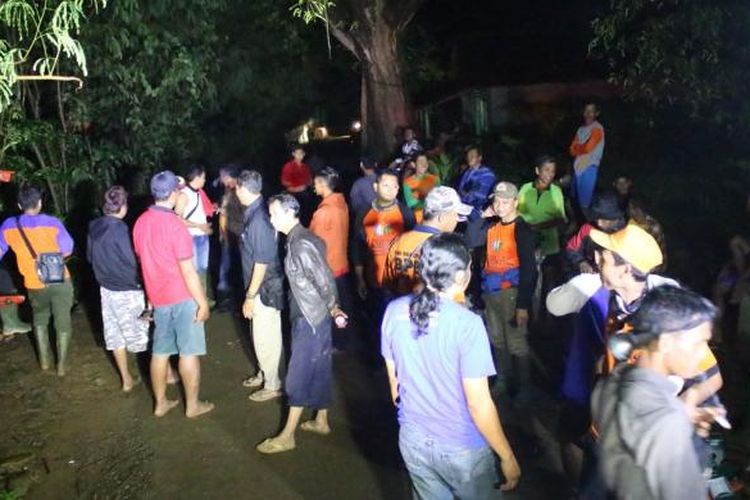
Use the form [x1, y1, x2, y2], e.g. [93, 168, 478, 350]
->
[152, 299, 206, 356]
[101, 287, 149, 352]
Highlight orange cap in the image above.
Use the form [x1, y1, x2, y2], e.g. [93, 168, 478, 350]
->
[589, 224, 663, 274]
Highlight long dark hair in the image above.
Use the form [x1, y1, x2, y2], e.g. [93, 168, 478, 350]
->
[409, 233, 471, 337]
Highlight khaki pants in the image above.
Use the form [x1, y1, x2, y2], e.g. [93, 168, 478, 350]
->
[483, 288, 529, 375]
[251, 295, 283, 391]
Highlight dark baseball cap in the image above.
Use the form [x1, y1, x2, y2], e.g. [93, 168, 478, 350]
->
[150, 170, 179, 200]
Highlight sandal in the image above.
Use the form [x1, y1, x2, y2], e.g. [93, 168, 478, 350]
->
[257, 437, 296, 454]
[242, 374, 263, 388]
[300, 421, 331, 435]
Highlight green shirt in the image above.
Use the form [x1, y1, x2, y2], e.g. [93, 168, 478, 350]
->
[518, 182, 566, 256]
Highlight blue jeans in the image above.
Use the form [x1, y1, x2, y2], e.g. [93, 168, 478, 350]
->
[192, 235, 210, 275]
[573, 165, 598, 209]
[399, 423, 500, 500]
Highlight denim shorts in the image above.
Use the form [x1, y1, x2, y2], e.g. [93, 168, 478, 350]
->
[153, 299, 206, 356]
[398, 423, 500, 500]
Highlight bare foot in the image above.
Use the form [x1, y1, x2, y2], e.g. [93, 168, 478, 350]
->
[122, 375, 141, 393]
[256, 435, 296, 454]
[300, 420, 331, 435]
[186, 401, 215, 418]
[154, 399, 179, 417]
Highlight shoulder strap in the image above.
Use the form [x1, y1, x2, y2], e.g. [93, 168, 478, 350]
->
[184, 189, 201, 220]
[16, 216, 37, 259]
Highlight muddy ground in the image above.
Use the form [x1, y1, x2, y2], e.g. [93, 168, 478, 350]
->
[3, 303, 736, 499]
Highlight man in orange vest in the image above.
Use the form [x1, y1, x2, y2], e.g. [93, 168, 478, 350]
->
[465, 182, 537, 400]
[383, 186, 472, 296]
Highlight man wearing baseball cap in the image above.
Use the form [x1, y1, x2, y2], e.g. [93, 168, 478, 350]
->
[133, 170, 214, 418]
[546, 224, 721, 492]
[383, 186, 472, 296]
[465, 181, 537, 400]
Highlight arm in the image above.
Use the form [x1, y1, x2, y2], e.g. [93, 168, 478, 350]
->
[55, 219, 75, 257]
[299, 239, 339, 312]
[569, 133, 580, 157]
[178, 259, 209, 322]
[280, 163, 293, 189]
[400, 202, 416, 231]
[576, 127, 604, 155]
[351, 210, 368, 298]
[546, 273, 603, 317]
[402, 182, 420, 210]
[515, 222, 537, 312]
[463, 378, 521, 490]
[681, 372, 723, 408]
[174, 191, 189, 217]
[385, 359, 399, 406]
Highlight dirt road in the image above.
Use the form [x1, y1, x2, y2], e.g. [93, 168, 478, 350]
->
[0, 308, 563, 499]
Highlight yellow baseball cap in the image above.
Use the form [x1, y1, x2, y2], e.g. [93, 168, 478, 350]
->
[589, 224, 663, 274]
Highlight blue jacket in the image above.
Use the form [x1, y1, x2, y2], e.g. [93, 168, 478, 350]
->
[458, 166, 496, 212]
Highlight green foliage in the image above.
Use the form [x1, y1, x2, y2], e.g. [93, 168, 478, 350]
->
[0, 0, 107, 112]
[290, 0, 335, 24]
[429, 153, 457, 185]
[591, 0, 750, 131]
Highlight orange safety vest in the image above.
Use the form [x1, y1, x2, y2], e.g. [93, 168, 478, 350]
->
[363, 205, 407, 286]
[484, 221, 520, 288]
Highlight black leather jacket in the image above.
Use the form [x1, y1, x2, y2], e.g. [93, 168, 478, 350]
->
[284, 224, 338, 328]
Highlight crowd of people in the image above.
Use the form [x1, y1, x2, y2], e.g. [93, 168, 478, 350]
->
[0, 102, 735, 499]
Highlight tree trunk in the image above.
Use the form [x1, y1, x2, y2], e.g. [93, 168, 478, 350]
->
[359, 27, 412, 158]
[328, 1, 424, 158]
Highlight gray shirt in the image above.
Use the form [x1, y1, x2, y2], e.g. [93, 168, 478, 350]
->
[591, 364, 706, 500]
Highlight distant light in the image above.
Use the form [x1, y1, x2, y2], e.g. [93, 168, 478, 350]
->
[351, 120, 362, 132]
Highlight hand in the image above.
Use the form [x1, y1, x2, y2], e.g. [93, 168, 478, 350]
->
[481, 206, 496, 219]
[357, 277, 367, 300]
[194, 302, 210, 323]
[331, 306, 348, 328]
[515, 309, 529, 328]
[500, 454, 521, 491]
[579, 261, 595, 274]
[242, 297, 255, 319]
[199, 223, 213, 235]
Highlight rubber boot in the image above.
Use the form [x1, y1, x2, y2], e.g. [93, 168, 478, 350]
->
[56, 330, 72, 377]
[199, 274, 215, 308]
[0, 303, 31, 335]
[34, 326, 53, 371]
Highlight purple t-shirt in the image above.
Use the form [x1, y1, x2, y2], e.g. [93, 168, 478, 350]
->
[381, 295, 496, 449]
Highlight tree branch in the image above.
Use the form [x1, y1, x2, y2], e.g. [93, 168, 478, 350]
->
[16, 75, 84, 90]
[328, 22, 360, 59]
[388, 0, 427, 33]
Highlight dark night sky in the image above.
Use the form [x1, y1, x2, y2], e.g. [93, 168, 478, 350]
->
[410, 0, 606, 101]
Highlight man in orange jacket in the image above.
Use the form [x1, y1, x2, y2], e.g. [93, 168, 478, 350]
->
[311, 167, 352, 351]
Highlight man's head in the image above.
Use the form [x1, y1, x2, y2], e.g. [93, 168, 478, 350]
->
[628, 286, 716, 379]
[534, 155, 557, 188]
[103, 185, 128, 219]
[235, 170, 263, 206]
[591, 225, 663, 291]
[583, 102, 600, 125]
[360, 157, 376, 174]
[404, 127, 416, 142]
[374, 168, 400, 205]
[18, 186, 43, 214]
[219, 165, 239, 189]
[185, 164, 206, 189]
[414, 153, 429, 176]
[490, 181, 519, 221]
[589, 191, 625, 232]
[291, 145, 305, 163]
[466, 146, 482, 169]
[314, 167, 340, 198]
[150, 170, 180, 208]
[268, 193, 300, 235]
[423, 186, 473, 233]
[613, 175, 633, 197]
